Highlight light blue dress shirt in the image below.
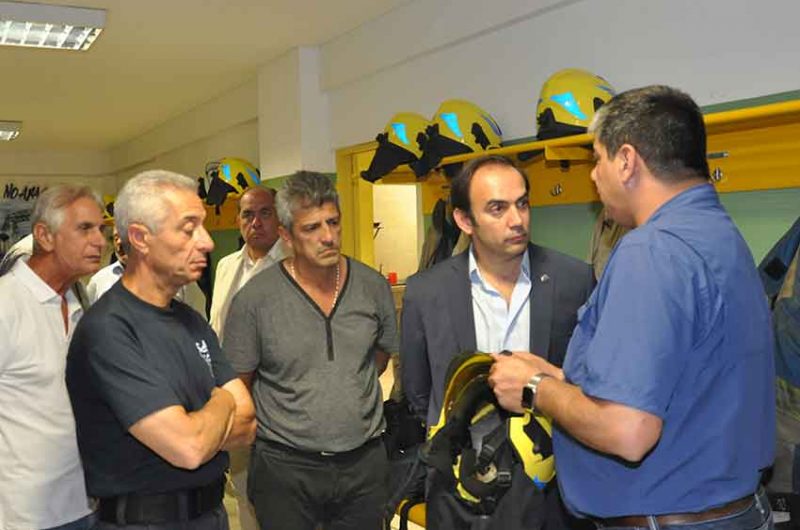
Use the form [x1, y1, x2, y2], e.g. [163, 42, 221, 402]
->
[469, 247, 531, 353]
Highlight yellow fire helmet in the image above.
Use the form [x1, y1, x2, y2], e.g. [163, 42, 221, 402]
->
[204, 157, 261, 208]
[423, 351, 555, 510]
[102, 194, 115, 226]
[361, 112, 431, 182]
[536, 68, 616, 140]
[418, 100, 503, 175]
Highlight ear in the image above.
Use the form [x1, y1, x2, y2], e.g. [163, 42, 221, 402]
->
[616, 144, 638, 188]
[126, 223, 150, 255]
[33, 222, 55, 252]
[452, 208, 474, 236]
[278, 225, 293, 248]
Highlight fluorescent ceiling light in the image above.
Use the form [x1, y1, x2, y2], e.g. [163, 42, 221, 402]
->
[0, 120, 22, 141]
[0, 1, 105, 51]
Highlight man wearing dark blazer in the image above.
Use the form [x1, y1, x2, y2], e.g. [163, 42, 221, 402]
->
[400, 154, 594, 530]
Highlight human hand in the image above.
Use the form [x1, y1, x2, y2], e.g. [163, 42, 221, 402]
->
[211, 386, 236, 413]
[488, 352, 562, 413]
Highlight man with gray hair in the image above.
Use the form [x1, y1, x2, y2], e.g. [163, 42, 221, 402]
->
[67, 169, 256, 530]
[0, 185, 105, 530]
[224, 170, 398, 530]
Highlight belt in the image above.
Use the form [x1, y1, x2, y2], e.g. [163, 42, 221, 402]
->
[258, 436, 383, 459]
[595, 494, 754, 528]
[98, 477, 224, 525]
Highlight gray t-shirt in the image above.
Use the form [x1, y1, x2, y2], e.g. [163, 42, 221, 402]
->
[223, 257, 398, 452]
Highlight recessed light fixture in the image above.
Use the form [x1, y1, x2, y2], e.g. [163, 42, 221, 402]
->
[0, 1, 105, 51]
[0, 120, 22, 141]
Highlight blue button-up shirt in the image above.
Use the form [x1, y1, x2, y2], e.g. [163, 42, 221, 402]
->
[555, 184, 775, 517]
[469, 247, 531, 354]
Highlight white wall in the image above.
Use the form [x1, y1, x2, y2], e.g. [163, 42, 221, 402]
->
[258, 47, 333, 178]
[322, 0, 800, 149]
[258, 49, 303, 178]
[0, 76, 259, 197]
[112, 119, 259, 190]
[0, 149, 115, 195]
[6, 0, 798, 194]
[109, 79, 258, 175]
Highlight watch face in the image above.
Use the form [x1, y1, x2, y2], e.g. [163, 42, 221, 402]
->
[522, 386, 534, 411]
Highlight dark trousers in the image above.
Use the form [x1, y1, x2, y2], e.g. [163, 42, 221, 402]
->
[248, 438, 389, 530]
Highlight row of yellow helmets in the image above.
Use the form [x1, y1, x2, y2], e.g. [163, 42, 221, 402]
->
[361, 68, 616, 182]
[101, 157, 262, 223]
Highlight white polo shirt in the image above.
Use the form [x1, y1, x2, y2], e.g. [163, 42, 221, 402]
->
[86, 261, 124, 304]
[0, 258, 91, 529]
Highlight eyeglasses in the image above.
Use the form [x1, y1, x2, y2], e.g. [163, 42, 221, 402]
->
[240, 209, 274, 223]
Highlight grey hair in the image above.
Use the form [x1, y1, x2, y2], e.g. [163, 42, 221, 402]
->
[275, 171, 339, 232]
[31, 184, 103, 233]
[115, 169, 196, 249]
[29, 185, 103, 254]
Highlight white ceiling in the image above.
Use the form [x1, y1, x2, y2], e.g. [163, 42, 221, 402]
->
[0, 0, 408, 151]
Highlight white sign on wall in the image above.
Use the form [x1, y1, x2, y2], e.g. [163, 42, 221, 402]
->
[0, 182, 42, 254]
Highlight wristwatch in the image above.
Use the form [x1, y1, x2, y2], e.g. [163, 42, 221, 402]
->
[521, 373, 551, 413]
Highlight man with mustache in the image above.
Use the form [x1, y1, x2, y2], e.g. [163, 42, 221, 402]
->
[0, 185, 105, 530]
[223, 170, 398, 530]
[67, 170, 256, 530]
[210, 186, 286, 343]
[401, 154, 594, 529]
[210, 186, 286, 530]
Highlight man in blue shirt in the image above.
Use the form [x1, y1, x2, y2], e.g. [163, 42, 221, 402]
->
[489, 85, 775, 530]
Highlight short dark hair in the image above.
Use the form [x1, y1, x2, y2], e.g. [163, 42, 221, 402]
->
[450, 155, 530, 219]
[590, 85, 709, 182]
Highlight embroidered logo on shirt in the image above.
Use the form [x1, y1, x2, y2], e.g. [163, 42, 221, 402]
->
[195, 339, 214, 376]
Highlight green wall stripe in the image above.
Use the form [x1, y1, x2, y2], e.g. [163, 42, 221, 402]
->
[421, 187, 800, 265]
[701, 90, 800, 114]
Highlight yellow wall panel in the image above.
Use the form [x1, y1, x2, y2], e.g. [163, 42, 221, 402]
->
[204, 200, 239, 231]
[338, 99, 800, 264]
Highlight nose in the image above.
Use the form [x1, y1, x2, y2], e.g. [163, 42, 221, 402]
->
[93, 227, 107, 249]
[197, 225, 215, 253]
[320, 223, 335, 244]
[508, 205, 524, 227]
[590, 166, 598, 183]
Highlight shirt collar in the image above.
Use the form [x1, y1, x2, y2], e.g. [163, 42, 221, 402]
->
[468, 245, 531, 286]
[266, 239, 289, 262]
[11, 257, 83, 316]
[12, 257, 61, 304]
[646, 183, 719, 226]
[243, 240, 288, 268]
[243, 246, 259, 269]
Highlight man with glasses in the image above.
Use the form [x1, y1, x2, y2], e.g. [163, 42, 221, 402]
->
[209, 185, 286, 530]
[210, 186, 286, 343]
